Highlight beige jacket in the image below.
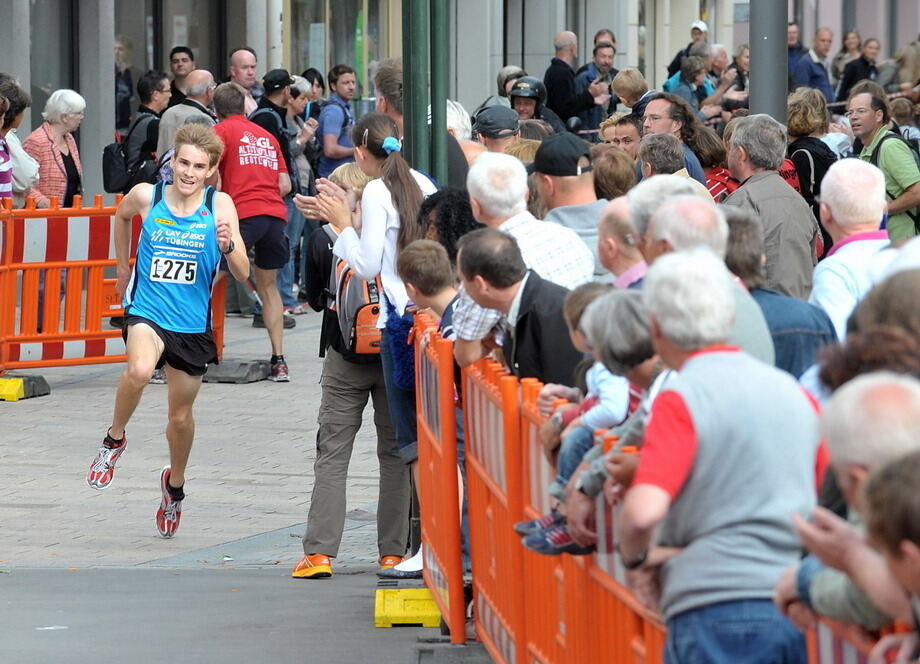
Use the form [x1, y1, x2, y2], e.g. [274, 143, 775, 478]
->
[723, 170, 818, 299]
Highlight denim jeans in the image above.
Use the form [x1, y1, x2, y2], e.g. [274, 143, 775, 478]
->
[277, 197, 307, 308]
[455, 406, 471, 570]
[379, 326, 418, 464]
[665, 599, 807, 664]
[548, 426, 594, 500]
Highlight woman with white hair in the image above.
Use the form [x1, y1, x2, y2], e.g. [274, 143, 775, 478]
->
[23, 89, 86, 207]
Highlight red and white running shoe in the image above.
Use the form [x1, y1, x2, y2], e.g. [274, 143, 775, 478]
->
[86, 433, 127, 490]
[156, 466, 183, 538]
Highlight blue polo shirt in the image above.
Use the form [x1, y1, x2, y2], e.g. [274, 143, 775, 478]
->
[317, 93, 355, 177]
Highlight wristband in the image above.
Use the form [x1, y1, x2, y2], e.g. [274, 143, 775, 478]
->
[617, 546, 648, 570]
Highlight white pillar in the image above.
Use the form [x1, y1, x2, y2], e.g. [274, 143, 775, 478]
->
[452, 0, 504, 113]
[79, 0, 116, 199]
[247, 1, 269, 74]
[522, 0, 565, 78]
[267, 0, 283, 70]
[0, 0, 32, 129]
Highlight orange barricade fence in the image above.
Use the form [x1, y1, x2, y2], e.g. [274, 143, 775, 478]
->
[432, 356, 886, 663]
[0, 197, 226, 376]
[518, 377, 591, 664]
[414, 314, 466, 643]
[808, 618, 877, 664]
[462, 358, 526, 664]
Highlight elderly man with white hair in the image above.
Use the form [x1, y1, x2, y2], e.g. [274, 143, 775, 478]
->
[617, 248, 822, 663]
[626, 174, 700, 243]
[773, 372, 919, 637]
[808, 159, 895, 339]
[452, 152, 593, 367]
[635, 189, 776, 365]
[723, 114, 819, 299]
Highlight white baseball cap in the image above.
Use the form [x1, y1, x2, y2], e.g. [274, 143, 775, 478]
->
[691, 20, 709, 33]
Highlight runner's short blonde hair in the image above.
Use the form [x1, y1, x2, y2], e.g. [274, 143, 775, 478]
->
[174, 123, 224, 168]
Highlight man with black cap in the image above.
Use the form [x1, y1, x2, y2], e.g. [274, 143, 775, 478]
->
[473, 104, 521, 153]
[531, 133, 610, 282]
[250, 68, 297, 176]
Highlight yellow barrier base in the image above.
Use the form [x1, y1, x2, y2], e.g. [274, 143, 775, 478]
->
[0, 378, 25, 402]
[0, 375, 51, 402]
[374, 581, 442, 628]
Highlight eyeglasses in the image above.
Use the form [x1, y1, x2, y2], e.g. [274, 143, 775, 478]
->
[845, 107, 873, 118]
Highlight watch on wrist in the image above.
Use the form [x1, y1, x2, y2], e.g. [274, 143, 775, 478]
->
[221, 240, 235, 255]
[618, 546, 648, 570]
[550, 411, 564, 432]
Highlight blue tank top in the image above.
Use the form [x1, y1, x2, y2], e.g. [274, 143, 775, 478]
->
[124, 182, 222, 333]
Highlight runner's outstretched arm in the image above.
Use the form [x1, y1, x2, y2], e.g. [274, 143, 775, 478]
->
[113, 184, 154, 298]
[214, 191, 249, 283]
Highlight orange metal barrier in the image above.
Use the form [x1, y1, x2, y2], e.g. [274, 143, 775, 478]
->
[414, 313, 466, 643]
[0, 197, 225, 375]
[807, 618, 877, 664]
[518, 377, 591, 664]
[462, 359, 526, 664]
[456, 366, 881, 662]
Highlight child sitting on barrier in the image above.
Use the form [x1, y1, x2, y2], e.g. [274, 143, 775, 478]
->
[515, 282, 630, 556]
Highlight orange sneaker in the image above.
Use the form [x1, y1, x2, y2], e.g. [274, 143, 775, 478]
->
[378, 555, 403, 570]
[291, 553, 333, 579]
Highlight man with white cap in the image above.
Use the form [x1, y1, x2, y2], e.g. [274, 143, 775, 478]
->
[666, 20, 709, 78]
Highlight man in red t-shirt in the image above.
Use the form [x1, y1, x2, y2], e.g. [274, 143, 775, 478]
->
[213, 83, 292, 381]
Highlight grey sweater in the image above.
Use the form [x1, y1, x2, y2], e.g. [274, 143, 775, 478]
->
[654, 350, 820, 620]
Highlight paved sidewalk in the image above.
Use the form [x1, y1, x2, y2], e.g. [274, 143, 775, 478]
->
[0, 312, 389, 570]
[0, 311, 493, 663]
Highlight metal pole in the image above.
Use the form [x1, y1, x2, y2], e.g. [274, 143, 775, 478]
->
[408, 0, 430, 174]
[749, 0, 788, 123]
[401, 0, 414, 155]
[429, 0, 448, 186]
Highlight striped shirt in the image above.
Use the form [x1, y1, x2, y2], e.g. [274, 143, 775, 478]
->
[705, 166, 737, 203]
[0, 138, 13, 199]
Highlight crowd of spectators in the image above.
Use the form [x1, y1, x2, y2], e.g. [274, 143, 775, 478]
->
[2, 18, 920, 662]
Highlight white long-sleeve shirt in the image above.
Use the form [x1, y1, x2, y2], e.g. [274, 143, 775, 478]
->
[333, 170, 437, 327]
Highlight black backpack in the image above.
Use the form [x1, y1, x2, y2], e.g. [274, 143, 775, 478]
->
[869, 130, 920, 230]
[102, 114, 159, 194]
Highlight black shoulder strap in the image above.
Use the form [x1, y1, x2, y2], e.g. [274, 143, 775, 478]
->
[321, 223, 338, 243]
[249, 107, 282, 134]
[869, 131, 899, 167]
[152, 180, 165, 206]
[204, 185, 216, 214]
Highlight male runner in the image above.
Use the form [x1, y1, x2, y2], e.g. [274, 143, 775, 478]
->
[86, 123, 249, 538]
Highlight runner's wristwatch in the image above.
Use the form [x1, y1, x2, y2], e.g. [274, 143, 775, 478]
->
[221, 240, 235, 255]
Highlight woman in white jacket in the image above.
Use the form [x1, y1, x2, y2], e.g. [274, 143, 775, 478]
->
[312, 112, 437, 569]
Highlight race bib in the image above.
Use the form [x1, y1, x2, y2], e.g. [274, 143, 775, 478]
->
[150, 256, 197, 284]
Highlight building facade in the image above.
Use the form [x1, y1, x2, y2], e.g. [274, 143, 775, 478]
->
[2, 0, 917, 197]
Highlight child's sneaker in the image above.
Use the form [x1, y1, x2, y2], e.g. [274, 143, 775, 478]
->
[513, 510, 563, 537]
[522, 524, 594, 556]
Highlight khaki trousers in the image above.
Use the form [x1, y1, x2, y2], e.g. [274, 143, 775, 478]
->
[302, 348, 410, 557]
